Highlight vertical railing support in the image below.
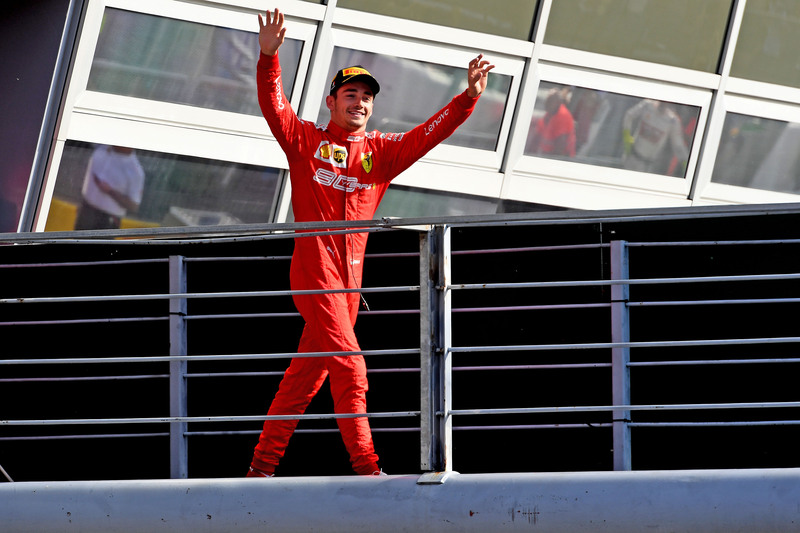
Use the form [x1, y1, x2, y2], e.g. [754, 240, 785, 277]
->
[610, 240, 632, 470]
[419, 225, 453, 472]
[169, 255, 188, 478]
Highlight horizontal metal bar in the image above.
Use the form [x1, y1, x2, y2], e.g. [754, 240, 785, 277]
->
[0, 411, 420, 427]
[453, 363, 611, 371]
[184, 255, 291, 262]
[185, 367, 418, 379]
[186, 312, 300, 320]
[630, 297, 800, 307]
[2, 202, 800, 243]
[453, 303, 610, 313]
[0, 225, 397, 246]
[452, 243, 608, 255]
[630, 421, 800, 428]
[0, 375, 167, 383]
[0, 285, 420, 305]
[0, 258, 167, 269]
[0, 316, 167, 327]
[0, 433, 168, 442]
[185, 426, 421, 437]
[447, 401, 800, 417]
[0, 348, 421, 366]
[629, 358, 800, 367]
[450, 272, 800, 291]
[626, 238, 800, 247]
[449, 336, 800, 353]
[454, 423, 611, 430]
[186, 308, 419, 321]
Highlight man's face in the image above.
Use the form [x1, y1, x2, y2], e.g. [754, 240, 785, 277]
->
[326, 81, 374, 133]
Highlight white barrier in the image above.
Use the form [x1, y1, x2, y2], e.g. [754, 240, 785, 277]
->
[1, 469, 799, 532]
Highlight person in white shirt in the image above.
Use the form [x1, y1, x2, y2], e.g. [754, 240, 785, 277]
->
[74, 145, 145, 230]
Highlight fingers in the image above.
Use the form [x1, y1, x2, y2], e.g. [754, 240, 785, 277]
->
[259, 8, 284, 28]
[469, 54, 494, 71]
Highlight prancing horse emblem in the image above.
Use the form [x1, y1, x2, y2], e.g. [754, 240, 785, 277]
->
[361, 152, 373, 173]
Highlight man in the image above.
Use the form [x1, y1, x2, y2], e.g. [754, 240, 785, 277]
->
[74, 145, 145, 230]
[622, 99, 688, 175]
[247, 8, 494, 477]
[529, 88, 576, 158]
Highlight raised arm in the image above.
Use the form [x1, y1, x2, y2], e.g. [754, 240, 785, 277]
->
[466, 54, 495, 98]
[258, 8, 287, 56]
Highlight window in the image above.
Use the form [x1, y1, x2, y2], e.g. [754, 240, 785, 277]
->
[87, 8, 303, 115]
[711, 113, 800, 194]
[337, 0, 537, 40]
[525, 82, 699, 178]
[544, 0, 732, 72]
[730, 0, 800, 89]
[374, 185, 499, 218]
[45, 141, 281, 231]
[317, 47, 512, 151]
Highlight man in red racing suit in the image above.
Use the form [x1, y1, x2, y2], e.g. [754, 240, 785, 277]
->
[248, 8, 495, 477]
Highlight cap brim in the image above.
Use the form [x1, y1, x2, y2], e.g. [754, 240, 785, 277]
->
[336, 74, 380, 96]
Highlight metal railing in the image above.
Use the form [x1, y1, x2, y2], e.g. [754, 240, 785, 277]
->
[1, 215, 799, 479]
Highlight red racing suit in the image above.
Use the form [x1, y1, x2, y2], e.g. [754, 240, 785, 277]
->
[250, 52, 479, 475]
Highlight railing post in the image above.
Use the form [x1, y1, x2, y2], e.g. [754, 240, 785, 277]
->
[169, 255, 188, 478]
[610, 240, 632, 470]
[419, 225, 453, 472]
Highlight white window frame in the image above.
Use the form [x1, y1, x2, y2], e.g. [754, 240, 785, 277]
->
[300, 21, 525, 198]
[35, 0, 320, 230]
[694, 94, 800, 206]
[506, 62, 712, 209]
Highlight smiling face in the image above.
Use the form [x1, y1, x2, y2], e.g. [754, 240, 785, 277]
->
[326, 81, 374, 133]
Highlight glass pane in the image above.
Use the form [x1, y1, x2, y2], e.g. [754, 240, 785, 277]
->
[317, 47, 511, 151]
[337, 0, 537, 40]
[731, 0, 800, 89]
[45, 141, 281, 231]
[525, 82, 699, 178]
[87, 8, 302, 115]
[712, 113, 800, 193]
[544, 0, 732, 72]
[374, 185, 499, 218]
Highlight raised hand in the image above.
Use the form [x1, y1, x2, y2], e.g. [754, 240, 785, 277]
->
[467, 54, 495, 98]
[258, 8, 287, 56]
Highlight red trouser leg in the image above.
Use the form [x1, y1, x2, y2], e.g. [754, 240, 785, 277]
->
[250, 281, 379, 475]
[250, 333, 328, 475]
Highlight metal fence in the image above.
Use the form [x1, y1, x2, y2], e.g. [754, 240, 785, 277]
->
[1, 215, 799, 480]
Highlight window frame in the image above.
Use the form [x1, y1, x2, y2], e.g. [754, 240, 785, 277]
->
[35, 0, 321, 230]
[694, 94, 800, 205]
[293, 20, 525, 200]
[506, 63, 712, 209]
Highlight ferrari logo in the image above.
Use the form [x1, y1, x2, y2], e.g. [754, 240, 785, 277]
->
[361, 152, 373, 173]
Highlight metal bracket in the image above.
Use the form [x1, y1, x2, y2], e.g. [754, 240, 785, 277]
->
[417, 471, 458, 485]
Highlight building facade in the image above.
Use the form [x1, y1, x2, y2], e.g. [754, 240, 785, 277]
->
[4, 0, 800, 232]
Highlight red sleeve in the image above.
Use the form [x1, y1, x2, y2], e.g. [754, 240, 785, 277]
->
[256, 52, 304, 157]
[380, 90, 479, 178]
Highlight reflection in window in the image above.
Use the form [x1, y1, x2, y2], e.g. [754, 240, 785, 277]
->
[545, 0, 732, 72]
[525, 82, 698, 178]
[45, 141, 281, 231]
[372, 185, 560, 218]
[731, 0, 800, 89]
[337, 0, 537, 40]
[87, 8, 303, 115]
[374, 185, 499, 218]
[712, 114, 800, 194]
[317, 48, 510, 151]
